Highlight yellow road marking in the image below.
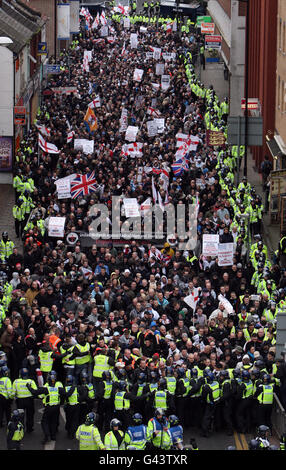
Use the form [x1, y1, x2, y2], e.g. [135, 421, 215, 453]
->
[240, 433, 249, 450]
[234, 431, 243, 450]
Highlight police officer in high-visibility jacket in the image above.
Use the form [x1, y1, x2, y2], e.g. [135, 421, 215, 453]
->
[12, 368, 37, 434]
[76, 412, 105, 450]
[27, 370, 65, 444]
[96, 370, 115, 433]
[64, 374, 82, 439]
[124, 413, 151, 450]
[6, 409, 25, 450]
[201, 370, 221, 437]
[253, 373, 274, 431]
[69, 334, 91, 385]
[235, 369, 254, 434]
[113, 380, 146, 431]
[92, 347, 115, 387]
[0, 232, 14, 263]
[149, 377, 175, 416]
[147, 408, 172, 450]
[104, 418, 125, 450]
[168, 415, 184, 448]
[0, 365, 14, 427]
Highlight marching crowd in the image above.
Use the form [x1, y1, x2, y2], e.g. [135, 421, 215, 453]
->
[0, 4, 286, 451]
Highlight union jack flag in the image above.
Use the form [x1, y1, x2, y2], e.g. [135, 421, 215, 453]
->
[70, 172, 97, 199]
[171, 158, 189, 176]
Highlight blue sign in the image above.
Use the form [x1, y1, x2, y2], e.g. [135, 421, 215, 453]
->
[44, 64, 61, 75]
[38, 42, 48, 55]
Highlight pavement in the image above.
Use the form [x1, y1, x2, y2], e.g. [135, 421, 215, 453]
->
[0, 185, 23, 253]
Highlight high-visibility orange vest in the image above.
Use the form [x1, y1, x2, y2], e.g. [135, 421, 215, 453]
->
[49, 335, 61, 355]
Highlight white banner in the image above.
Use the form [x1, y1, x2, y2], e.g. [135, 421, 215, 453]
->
[153, 47, 161, 60]
[70, 0, 79, 33]
[74, 139, 94, 154]
[48, 217, 66, 238]
[57, 4, 70, 40]
[202, 234, 219, 257]
[130, 33, 138, 49]
[100, 26, 109, 37]
[154, 118, 165, 134]
[218, 243, 234, 267]
[123, 198, 140, 217]
[119, 108, 128, 133]
[124, 17, 130, 28]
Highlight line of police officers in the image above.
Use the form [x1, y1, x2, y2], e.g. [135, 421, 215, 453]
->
[0, 341, 282, 449]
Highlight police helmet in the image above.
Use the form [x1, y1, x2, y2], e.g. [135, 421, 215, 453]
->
[85, 412, 97, 425]
[2, 231, 8, 239]
[176, 367, 186, 378]
[80, 370, 88, 383]
[118, 380, 127, 391]
[262, 373, 271, 384]
[241, 370, 250, 381]
[11, 409, 24, 421]
[154, 408, 165, 419]
[138, 372, 146, 383]
[257, 424, 270, 438]
[132, 413, 143, 425]
[20, 368, 29, 379]
[66, 375, 74, 386]
[168, 415, 179, 426]
[110, 418, 121, 429]
[159, 377, 167, 389]
[1, 365, 9, 377]
[48, 371, 57, 385]
[102, 370, 112, 381]
[191, 368, 198, 378]
[248, 439, 260, 450]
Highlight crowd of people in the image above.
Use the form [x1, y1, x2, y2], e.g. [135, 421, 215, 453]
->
[0, 4, 286, 450]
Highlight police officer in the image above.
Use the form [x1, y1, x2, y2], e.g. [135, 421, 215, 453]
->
[168, 414, 184, 448]
[27, 370, 65, 444]
[64, 374, 81, 439]
[0, 365, 13, 428]
[113, 380, 145, 431]
[71, 334, 92, 385]
[6, 409, 25, 450]
[201, 370, 221, 437]
[254, 424, 271, 449]
[0, 232, 14, 263]
[254, 373, 274, 431]
[147, 408, 172, 450]
[104, 418, 125, 450]
[12, 368, 37, 434]
[131, 371, 147, 415]
[76, 412, 105, 450]
[124, 413, 151, 450]
[218, 370, 234, 435]
[92, 347, 115, 387]
[149, 377, 175, 417]
[96, 370, 115, 433]
[175, 367, 190, 427]
[235, 369, 253, 434]
[78, 370, 96, 424]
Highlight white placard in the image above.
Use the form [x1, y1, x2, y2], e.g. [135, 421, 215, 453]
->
[153, 47, 161, 60]
[82, 140, 94, 154]
[100, 26, 109, 37]
[202, 234, 219, 257]
[55, 177, 71, 199]
[119, 108, 128, 133]
[130, 33, 138, 49]
[154, 118, 165, 134]
[124, 17, 130, 28]
[218, 243, 234, 267]
[156, 63, 165, 75]
[84, 50, 92, 62]
[162, 52, 174, 61]
[147, 120, 157, 137]
[161, 74, 170, 91]
[48, 217, 66, 238]
[146, 52, 154, 59]
[123, 198, 140, 217]
[133, 68, 144, 82]
[125, 126, 138, 142]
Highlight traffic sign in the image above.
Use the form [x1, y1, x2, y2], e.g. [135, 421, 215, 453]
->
[14, 106, 26, 125]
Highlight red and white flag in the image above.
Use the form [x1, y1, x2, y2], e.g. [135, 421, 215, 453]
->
[121, 41, 128, 56]
[166, 21, 173, 32]
[38, 134, 60, 154]
[92, 12, 100, 29]
[35, 124, 51, 137]
[147, 107, 161, 118]
[88, 96, 101, 108]
[100, 10, 107, 25]
[67, 130, 75, 143]
[151, 176, 158, 204]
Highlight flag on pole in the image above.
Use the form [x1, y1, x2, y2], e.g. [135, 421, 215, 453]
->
[38, 134, 60, 154]
[84, 107, 98, 134]
[92, 12, 100, 29]
[147, 107, 161, 118]
[151, 176, 158, 204]
[121, 41, 128, 56]
[70, 172, 97, 199]
[35, 123, 51, 137]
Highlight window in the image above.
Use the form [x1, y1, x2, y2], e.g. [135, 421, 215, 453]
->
[279, 17, 282, 50]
